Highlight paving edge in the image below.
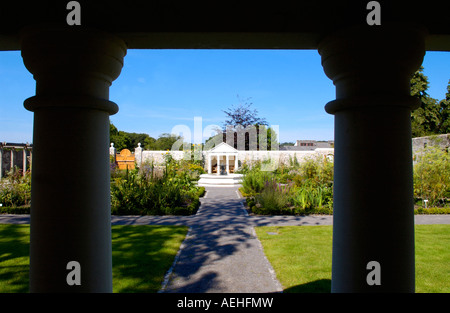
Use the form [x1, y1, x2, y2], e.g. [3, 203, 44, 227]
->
[158, 227, 192, 293]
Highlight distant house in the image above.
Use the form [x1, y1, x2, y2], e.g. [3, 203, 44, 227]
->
[280, 140, 334, 151]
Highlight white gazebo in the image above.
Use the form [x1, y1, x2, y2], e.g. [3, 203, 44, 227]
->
[206, 142, 239, 175]
[198, 142, 243, 187]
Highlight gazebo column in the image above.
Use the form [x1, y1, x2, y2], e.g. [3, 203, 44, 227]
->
[319, 24, 426, 292]
[208, 154, 212, 174]
[226, 154, 230, 174]
[217, 155, 221, 174]
[21, 26, 127, 292]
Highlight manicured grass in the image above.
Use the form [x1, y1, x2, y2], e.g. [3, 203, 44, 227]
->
[415, 225, 450, 293]
[255, 225, 332, 293]
[0, 224, 188, 293]
[255, 224, 450, 293]
[1, 224, 447, 292]
[0, 224, 29, 293]
[111, 225, 188, 293]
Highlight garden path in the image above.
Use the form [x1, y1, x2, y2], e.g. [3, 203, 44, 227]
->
[159, 186, 284, 293]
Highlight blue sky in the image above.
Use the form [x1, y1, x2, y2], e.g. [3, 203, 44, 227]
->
[1, 49, 449, 144]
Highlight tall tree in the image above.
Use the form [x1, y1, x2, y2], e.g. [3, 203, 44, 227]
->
[410, 66, 441, 137]
[219, 96, 277, 150]
[110, 122, 132, 151]
[438, 80, 450, 134]
[222, 96, 267, 130]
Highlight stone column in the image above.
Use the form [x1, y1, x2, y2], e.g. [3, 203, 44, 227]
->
[234, 154, 238, 173]
[0, 145, 3, 179]
[21, 26, 126, 292]
[22, 148, 27, 175]
[10, 148, 14, 172]
[319, 24, 426, 292]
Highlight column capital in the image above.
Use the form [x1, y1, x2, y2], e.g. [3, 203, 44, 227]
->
[20, 26, 127, 115]
[318, 23, 427, 114]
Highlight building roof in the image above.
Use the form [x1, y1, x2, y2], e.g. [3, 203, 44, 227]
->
[207, 142, 238, 154]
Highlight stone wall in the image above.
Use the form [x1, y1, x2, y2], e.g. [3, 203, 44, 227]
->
[412, 134, 450, 153]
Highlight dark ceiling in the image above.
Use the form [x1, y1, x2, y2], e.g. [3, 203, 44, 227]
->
[0, 1, 449, 50]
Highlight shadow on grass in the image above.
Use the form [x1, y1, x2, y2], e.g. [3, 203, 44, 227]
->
[283, 279, 331, 293]
[112, 225, 188, 293]
[0, 224, 187, 293]
[0, 224, 30, 293]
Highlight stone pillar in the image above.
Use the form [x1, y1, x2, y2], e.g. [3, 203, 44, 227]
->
[22, 148, 27, 175]
[10, 148, 14, 172]
[21, 26, 126, 292]
[319, 24, 426, 293]
[234, 155, 238, 173]
[110, 143, 116, 157]
[0, 145, 3, 179]
[135, 143, 143, 167]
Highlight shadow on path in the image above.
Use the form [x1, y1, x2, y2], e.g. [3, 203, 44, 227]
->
[162, 187, 282, 293]
[283, 279, 331, 293]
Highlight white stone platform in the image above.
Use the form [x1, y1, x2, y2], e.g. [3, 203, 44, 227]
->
[197, 173, 243, 187]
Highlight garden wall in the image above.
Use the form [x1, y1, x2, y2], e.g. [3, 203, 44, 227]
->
[412, 134, 450, 153]
[130, 146, 335, 170]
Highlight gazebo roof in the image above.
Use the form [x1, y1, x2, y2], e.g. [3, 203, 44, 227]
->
[207, 142, 238, 154]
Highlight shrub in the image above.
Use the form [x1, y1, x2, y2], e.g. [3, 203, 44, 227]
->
[254, 179, 291, 214]
[293, 155, 333, 189]
[111, 160, 204, 215]
[290, 185, 333, 212]
[241, 169, 274, 196]
[414, 206, 450, 214]
[0, 168, 31, 208]
[242, 154, 335, 215]
[414, 146, 450, 207]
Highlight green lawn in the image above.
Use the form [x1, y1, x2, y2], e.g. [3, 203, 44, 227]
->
[0, 224, 188, 293]
[255, 224, 450, 293]
[0, 224, 448, 293]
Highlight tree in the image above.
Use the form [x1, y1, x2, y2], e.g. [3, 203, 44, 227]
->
[218, 96, 277, 150]
[147, 133, 184, 151]
[410, 66, 441, 137]
[110, 122, 132, 151]
[110, 122, 156, 151]
[127, 132, 152, 150]
[438, 80, 450, 134]
[222, 96, 267, 129]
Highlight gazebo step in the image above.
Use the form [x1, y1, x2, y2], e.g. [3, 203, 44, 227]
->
[197, 173, 243, 187]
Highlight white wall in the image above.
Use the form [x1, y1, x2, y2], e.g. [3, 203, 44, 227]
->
[134, 148, 335, 169]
